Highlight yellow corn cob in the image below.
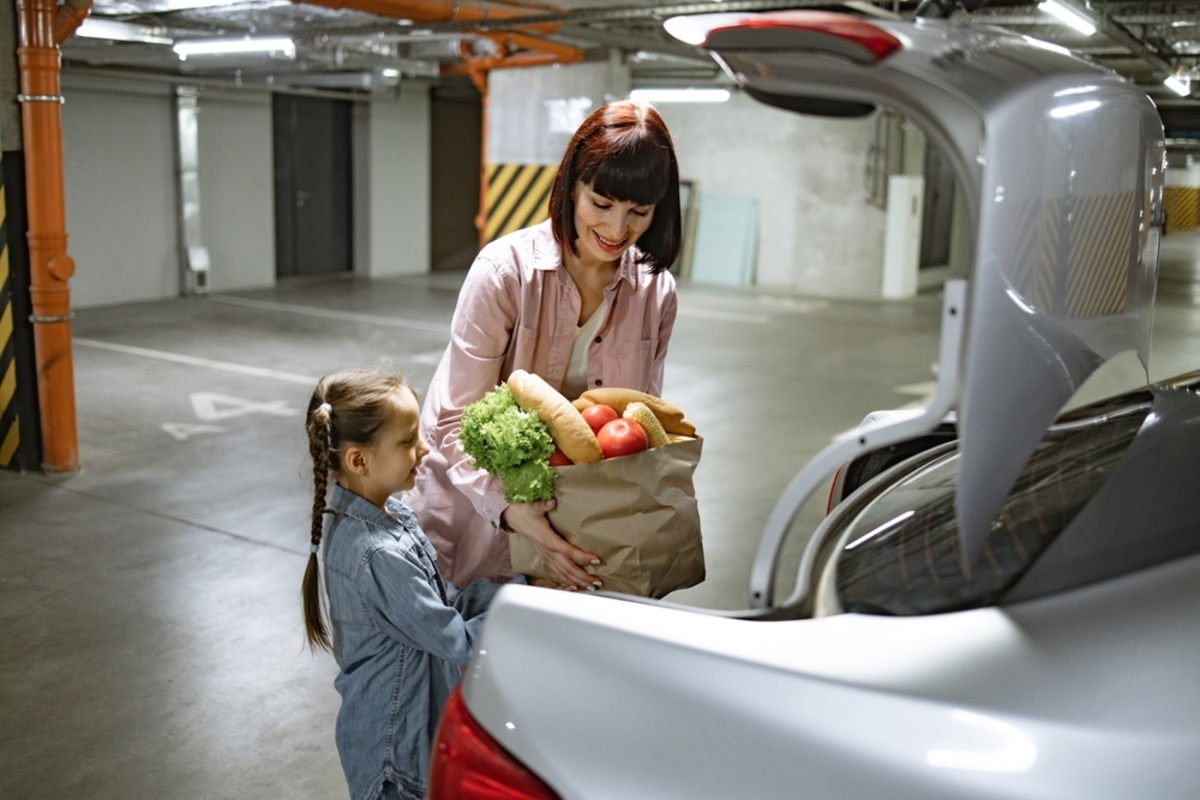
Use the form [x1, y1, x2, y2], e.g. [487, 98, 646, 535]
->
[623, 401, 670, 448]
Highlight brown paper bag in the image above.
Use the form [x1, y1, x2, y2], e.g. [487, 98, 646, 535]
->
[510, 437, 705, 598]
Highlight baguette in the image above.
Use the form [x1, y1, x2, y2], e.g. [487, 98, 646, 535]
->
[507, 370, 604, 465]
[576, 388, 696, 436]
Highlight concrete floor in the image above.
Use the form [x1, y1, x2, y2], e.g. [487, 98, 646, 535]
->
[2, 256, 1199, 798]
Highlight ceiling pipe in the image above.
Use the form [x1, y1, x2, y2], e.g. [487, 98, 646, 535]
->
[296, 0, 562, 35]
[55, 0, 93, 44]
[16, 0, 89, 472]
[300, 0, 585, 71]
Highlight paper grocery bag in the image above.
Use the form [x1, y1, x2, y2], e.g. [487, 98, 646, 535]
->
[510, 437, 705, 599]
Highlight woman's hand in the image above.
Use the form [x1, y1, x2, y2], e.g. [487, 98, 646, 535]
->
[503, 500, 601, 591]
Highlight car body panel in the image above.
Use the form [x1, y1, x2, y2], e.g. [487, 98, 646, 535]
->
[465, 551, 1200, 799]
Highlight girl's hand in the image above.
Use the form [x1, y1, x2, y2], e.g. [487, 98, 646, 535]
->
[503, 500, 601, 591]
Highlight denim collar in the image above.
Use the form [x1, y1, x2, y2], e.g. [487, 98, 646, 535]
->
[328, 483, 418, 531]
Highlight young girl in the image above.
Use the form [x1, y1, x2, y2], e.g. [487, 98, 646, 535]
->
[302, 368, 513, 800]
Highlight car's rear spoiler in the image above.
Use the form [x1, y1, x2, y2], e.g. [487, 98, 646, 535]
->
[668, 12, 1166, 608]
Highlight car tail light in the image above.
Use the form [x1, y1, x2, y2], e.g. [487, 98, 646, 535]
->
[705, 11, 903, 63]
[826, 463, 847, 514]
[427, 687, 561, 800]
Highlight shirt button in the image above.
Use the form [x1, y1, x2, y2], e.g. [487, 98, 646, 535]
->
[594, 379, 603, 386]
[594, 336, 602, 344]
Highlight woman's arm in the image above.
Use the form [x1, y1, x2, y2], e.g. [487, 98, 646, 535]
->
[502, 499, 601, 590]
[426, 257, 520, 528]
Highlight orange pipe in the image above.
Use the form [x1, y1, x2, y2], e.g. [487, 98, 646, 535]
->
[299, 0, 561, 35]
[17, 0, 85, 472]
[55, 0, 93, 43]
[477, 31, 583, 63]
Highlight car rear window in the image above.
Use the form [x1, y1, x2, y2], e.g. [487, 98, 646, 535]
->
[831, 399, 1151, 616]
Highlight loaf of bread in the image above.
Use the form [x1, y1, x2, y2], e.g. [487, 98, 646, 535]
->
[573, 388, 696, 436]
[507, 370, 604, 464]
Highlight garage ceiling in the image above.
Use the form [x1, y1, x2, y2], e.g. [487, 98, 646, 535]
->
[59, 0, 1200, 108]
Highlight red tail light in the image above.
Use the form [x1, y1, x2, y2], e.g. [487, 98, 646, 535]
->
[826, 463, 847, 514]
[706, 11, 903, 63]
[427, 687, 561, 800]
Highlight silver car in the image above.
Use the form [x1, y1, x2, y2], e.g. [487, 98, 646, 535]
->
[426, 12, 1200, 799]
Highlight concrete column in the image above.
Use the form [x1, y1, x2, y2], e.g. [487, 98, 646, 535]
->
[355, 84, 431, 277]
[881, 175, 924, 299]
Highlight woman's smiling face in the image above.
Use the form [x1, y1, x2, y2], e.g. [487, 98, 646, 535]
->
[572, 182, 655, 267]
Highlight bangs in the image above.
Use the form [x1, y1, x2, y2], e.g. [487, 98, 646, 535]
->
[579, 135, 671, 207]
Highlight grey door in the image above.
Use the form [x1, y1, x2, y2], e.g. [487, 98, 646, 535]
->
[920, 139, 956, 269]
[273, 95, 352, 277]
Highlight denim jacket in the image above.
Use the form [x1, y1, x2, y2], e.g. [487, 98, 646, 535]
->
[322, 484, 508, 800]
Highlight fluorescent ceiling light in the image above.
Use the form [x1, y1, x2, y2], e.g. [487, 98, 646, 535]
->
[1165, 75, 1192, 96]
[77, 18, 172, 45]
[173, 36, 295, 60]
[630, 88, 731, 103]
[1038, 0, 1096, 36]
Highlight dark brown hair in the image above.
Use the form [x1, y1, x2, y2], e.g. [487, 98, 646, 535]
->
[302, 368, 410, 651]
[548, 100, 682, 273]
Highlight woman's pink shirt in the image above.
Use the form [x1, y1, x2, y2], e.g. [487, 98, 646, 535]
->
[406, 221, 678, 586]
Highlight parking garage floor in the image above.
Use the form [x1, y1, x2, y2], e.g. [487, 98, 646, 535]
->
[3, 255, 1199, 798]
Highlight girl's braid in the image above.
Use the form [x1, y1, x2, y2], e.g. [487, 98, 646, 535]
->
[302, 396, 334, 652]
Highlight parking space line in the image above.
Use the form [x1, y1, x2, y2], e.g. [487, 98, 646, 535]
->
[74, 338, 317, 385]
[208, 295, 452, 333]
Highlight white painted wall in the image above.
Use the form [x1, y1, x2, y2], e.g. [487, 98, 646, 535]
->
[359, 85, 431, 277]
[196, 92, 275, 292]
[61, 76, 277, 307]
[61, 76, 178, 308]
[489, 58, 632, 165]
[655, 92, 887, 299]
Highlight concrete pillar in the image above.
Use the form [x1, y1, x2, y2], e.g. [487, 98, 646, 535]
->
[881, 175, 924, 299]
[1, 0, 44, 470]
[354, 83, 431, 277]
[1164, 161, 1200, 234]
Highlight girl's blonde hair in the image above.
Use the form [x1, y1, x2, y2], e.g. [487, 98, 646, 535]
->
[303, 368, 411, 651]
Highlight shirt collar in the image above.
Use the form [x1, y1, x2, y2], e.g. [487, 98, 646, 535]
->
[530, 219, 640, 289]
[328, 483, 418, 530]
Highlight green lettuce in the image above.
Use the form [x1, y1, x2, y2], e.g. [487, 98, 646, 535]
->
[458, 384, 557, 503]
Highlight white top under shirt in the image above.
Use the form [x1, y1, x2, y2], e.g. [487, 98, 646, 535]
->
[561, 299, 610, 400]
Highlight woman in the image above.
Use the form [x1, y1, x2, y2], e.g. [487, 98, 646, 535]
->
[408, 100, 683, 591]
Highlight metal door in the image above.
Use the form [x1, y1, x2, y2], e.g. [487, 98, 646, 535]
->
[273, 94, 352, 277]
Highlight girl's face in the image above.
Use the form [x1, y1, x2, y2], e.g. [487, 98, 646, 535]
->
[347, 388, 429, 508]
[572, 182, 655, 268]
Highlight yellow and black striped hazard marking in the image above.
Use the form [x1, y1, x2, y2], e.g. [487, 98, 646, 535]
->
[484, 163, 557, 243]
[1007, 190, 1140, 319]
[0, 157, 20, 468]
[1164, 186, 1200, 233]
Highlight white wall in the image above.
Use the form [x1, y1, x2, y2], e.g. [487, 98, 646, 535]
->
[489, 58, 631, 165]
[196, 92, 275, 292]
[359, 85, 431, 277]
[61, 76, 277, 307]
[655, 92, 887, 299]
[62, 76, 178, 308]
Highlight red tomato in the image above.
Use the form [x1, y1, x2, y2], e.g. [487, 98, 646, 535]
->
[580, 403, 619, 434]
[596, 418, 649, 459]
[548, 448, 573, 467]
